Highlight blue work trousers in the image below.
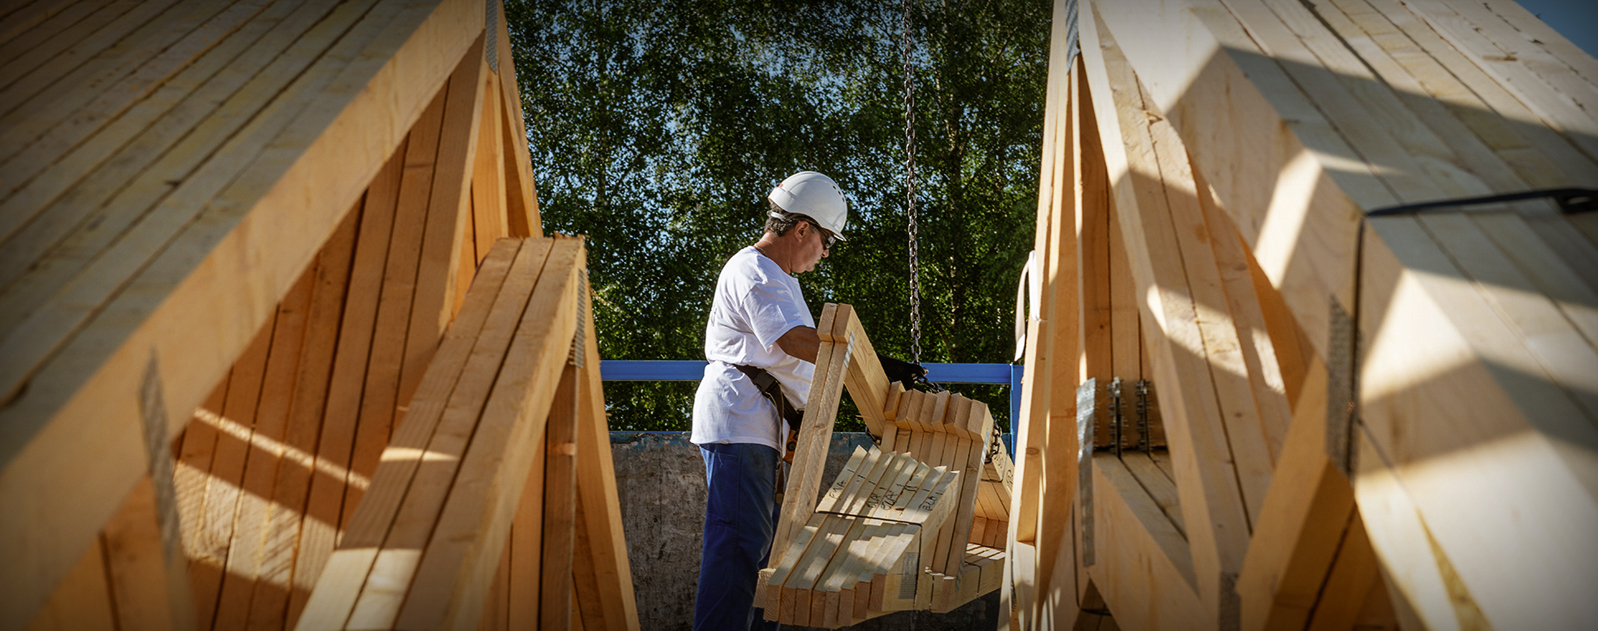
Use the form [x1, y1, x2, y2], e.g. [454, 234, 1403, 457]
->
[694, 442, 782, 631]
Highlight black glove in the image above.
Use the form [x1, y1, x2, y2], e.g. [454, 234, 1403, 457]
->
[876, 352, 928, 389]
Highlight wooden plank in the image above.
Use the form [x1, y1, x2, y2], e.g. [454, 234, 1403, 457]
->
[787, 450, 897, 627]
[190, 302, 277, 628]
[0, 0, 75, 49]
[1089, 0, 1368, 361]
[770, 302, 843, 567]
[300, 238, 530, 628]
[506, 421, 546, 629]
[915, 470, 963, 610]
[0, 1, 138, 94]
[879, 383, 903, 451]
[1236, 361, 1360, 631]
[1077, 44, 1113, 387]
[1229, 0, 1505, 204]
[25, 534, 116, 631]
[1007, 13, 1073, 619]
[0, 1, 481, 618]
[250, 202, 361, 631]
[393, 237, 583, 630]
[478, 541, 508, 631]
[102, 476, 196, 631]
[1401, 0, 1598, 161]
[1107, 189, 1140, 383]
[571, 491, 607, 631]
[1081, 3, 1254, 620]
[1216, 0, 1450, 203]
[340, 82, 452, 528]
[1036, 26, 1083, 612]
[1142, 107, 1274, 523]
[472, 67, 508, 265]
[1466, 0, 1598, 89]
[211, 253, 317, 631]
[863, 462, 936, 615]
[0, 0, 278, 207]
[1087, 456, 1202, 630]
[289, 141, 406, 626]
[814, 453, 917, 627]
[537, 364, 580, 631]
[457, 192, 479, 316]
[1305, 514, 1380, 631]
[175, 377, 229, 577]
[490, 0, 540, 240]
[571, 271, 640, 630]
[842, 459, 915, 619]
[0, 0, 252, 184]
[0, 0, 113, 76]
[396, 34, 487, 421]
[1240, 218, 1311, 409]
[1195, 167, 1294, 461]
[1473, 213, 1598, 346]
[764, 446, 870, 617]
[0, 0, 190, 131]
[835, 461, 922, 626]
[0, 0, 364, 319]
[1352, 0, 1598, 186]
[941, 399, 987, 575]
[1349, 430, 1465, 631]
[1121, 452, 1184, 537]
[1359, 215, 1598, 627]
[1416, 213, 1598, 420]
[1317, 0, 1586, 198]
[836, 304, 892, 437]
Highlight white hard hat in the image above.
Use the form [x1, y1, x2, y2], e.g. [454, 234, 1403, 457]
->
[768, 171, 848, 241]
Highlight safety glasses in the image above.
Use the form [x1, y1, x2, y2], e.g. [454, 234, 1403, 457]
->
[807, 221, 839, 250]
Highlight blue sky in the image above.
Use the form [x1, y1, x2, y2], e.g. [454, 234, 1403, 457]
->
[1513, 0, 1598, 59]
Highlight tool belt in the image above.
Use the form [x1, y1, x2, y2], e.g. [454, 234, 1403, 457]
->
[733, 364, 802, 464]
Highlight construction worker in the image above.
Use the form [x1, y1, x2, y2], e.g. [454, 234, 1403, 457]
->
[691, 171, 847, 630]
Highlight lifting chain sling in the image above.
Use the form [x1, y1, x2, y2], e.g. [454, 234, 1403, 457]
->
[901, 1, 1002, 463]
[900, 0, 923, 369]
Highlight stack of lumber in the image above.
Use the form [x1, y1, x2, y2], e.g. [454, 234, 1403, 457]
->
[761, 302, 1012, 627]
[1005, 0, 1598, 629]
[880, 389, 1010, 555]
[760, 447, 959, 628]
[1, 1, 641, 629]
[295, 237, 635, 631]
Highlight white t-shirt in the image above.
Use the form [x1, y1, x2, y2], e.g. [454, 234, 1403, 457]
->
[691, 246, 816, 451]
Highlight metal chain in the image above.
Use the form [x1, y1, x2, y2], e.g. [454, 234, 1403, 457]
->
[901, 0, 921, 366]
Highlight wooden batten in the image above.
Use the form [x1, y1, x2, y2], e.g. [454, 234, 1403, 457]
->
[0, 0, 482, 621]
[7, 1, 639, 629]
[764, 304, 1009, 628]
[1015, 0, 1598, 626]
[1080, 4, 1253, 621]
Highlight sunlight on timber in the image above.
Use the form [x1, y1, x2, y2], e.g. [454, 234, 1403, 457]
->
[345, 550, 423, 626]
[380, 446, 460, 463]
[1143, 283, 1262, 384]
[1357, 428, 1598, 617]
[1364, 269, 1598, 405]
[1254, 150, 1317, 287]
[173, 467, 289, 587]
[193, 408, 369, 490]
[1194, 301, 1248, 377]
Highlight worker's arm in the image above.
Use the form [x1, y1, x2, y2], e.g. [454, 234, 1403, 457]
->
[775, 325, 820, 363]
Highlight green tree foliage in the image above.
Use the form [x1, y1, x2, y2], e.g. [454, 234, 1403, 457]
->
[504, 0, 1049, 432]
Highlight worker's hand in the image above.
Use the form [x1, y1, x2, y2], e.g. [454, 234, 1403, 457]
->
[877, 352, 927, 388]
[776, 325, 821, 363]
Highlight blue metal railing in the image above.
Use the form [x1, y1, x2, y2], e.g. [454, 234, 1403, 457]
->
[599, 360, 1024, 435]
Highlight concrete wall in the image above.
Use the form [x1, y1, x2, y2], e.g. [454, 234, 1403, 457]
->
[610, 432, 1001, 631]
